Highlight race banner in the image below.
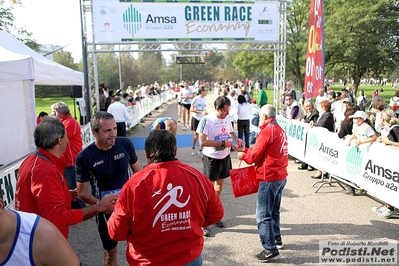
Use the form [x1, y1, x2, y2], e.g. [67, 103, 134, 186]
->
[92, 0, 279, 42]
[304, 0, 324, 98]
[276, 115, 308, 162]
[303, 126, 399, 209]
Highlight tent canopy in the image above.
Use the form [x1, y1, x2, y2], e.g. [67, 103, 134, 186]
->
[0, 30, 83, 86]
[0, 30, 84, 165]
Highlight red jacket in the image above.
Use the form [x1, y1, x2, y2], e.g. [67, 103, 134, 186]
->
[242, 119, 288, 182]
[15, 148, 84, 238]
[107, 160, 224, 266]
[61, 114, 82, 167]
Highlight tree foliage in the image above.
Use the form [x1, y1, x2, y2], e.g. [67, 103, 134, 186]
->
[325, 0, 399, 94]
[0, 0, 39, 51]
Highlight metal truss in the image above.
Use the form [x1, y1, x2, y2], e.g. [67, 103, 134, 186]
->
[81, 0, 287, 110]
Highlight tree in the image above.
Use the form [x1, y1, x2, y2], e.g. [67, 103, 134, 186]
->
[0, 0, 39, 51]
[232, 51, 273, 80]
[325, 0, 399, 94]
[53, 51, 79, 70]
[285, 0, 310, 90]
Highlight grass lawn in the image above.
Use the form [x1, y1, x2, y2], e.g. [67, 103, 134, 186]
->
[35, 97, 80, 123]
[331, 83, 397, 104]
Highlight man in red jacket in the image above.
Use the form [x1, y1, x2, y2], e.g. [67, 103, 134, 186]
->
[237, 104, 288, 263]
[51, 101, 85, 209]
[15, 117, 117, 239]
[108, 129, 224, 265]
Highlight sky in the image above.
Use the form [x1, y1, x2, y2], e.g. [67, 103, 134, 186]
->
[13, 0, 83, 62]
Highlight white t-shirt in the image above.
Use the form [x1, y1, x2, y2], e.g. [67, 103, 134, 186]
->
[237, 102, 252, 120]
[191, 95, 207, 121]
[227, 94, 238, 122]
[353, 123, 375, 140]
[181, 87, 193, 104]
[197, 113, 233, 159]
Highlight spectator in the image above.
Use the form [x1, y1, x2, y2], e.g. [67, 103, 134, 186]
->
[250, 99, 260, 126]
[345, 111, 377, 146]
[356, 89, 369, 111]
[104, 90, 114, 111]
[51, 102, 85, 209]
[372, 88, 379, 98]
[237, 104, 288, 263]
[15, 117, 117, 239]
[283, 95, 303, 120]
[149, 117, 178, 136]
[389, 90, 399, 118]
[76, 112, 141, 265]
[369, 95, 386, 134]
[373, 109, 399, 218]
[107, 95, 131, 137]
[36, 111, 48, 125]
[197, 96, 243, 234]
[237, 95, 252, 148]
[0, 189, 81, 266]
[377, 108, 399, 147]
[315, 88, 329, 112]
[107, 130, 224, 265]
[241, 89, 252, 102]
[257, 84, 268, 107]
[76, 97, 87, 125]
[297, 100, 319, 171]
[227, 89, 238, 130]
[190, 86, 208, 156]
[283, 81, 297, 102]
[95, 87, 107, 112]
[338, 103, 360, 139]
[309, 100, 334, 179]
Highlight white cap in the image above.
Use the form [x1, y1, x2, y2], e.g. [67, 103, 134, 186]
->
[349, 110, 367, 120]
[342, 97, 350, 102]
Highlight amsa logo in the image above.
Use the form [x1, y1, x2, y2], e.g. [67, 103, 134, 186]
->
[146, 15, 177, 24]
[319, 143, 338, 158]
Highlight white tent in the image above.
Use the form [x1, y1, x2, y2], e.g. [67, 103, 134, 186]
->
[0, 31, 84, 165]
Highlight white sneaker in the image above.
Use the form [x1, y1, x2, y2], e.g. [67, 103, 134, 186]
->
[378, 208, 399, 219]
[191, 149, 195, 156]
[372, 205, 387, 214]
[183, 126, 187, 131]
[199, 150, 204, 158]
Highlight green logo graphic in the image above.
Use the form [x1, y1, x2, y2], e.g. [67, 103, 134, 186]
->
[308, 131, 318, 149]
[346, 146, 362, 176]
[123, 4, 141, 37]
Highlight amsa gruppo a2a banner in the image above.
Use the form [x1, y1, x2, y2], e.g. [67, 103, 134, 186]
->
[92, 0, 279, 42]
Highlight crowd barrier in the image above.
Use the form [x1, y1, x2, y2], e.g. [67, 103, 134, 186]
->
[276, 115, 399, 209]
[0, 90, 174, 209]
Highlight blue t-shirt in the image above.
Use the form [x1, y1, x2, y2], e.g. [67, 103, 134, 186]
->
[149, 117, 175, 132]
[75, 137, 138, 199]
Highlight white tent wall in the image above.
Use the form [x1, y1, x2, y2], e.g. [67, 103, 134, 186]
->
[0, 31, 84, 165]
[0, 80, 36, 165]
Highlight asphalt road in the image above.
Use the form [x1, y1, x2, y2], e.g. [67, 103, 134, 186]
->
[69, 96, 399, 266]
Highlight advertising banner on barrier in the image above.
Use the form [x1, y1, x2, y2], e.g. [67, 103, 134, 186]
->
[276, 115, 308, 162]
[303, 126, 399, 208]
[92, 0, 279, 42]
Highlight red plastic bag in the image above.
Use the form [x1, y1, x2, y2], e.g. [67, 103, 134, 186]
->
[229, 162, 260, 198]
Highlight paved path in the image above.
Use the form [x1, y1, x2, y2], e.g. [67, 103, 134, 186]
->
[69, 95, 399, 265]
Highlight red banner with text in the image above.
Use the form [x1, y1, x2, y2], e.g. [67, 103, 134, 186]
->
[304, 0, 324, 99]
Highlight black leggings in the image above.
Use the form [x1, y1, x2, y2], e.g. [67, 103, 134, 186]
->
[237, 119, 250, 148]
